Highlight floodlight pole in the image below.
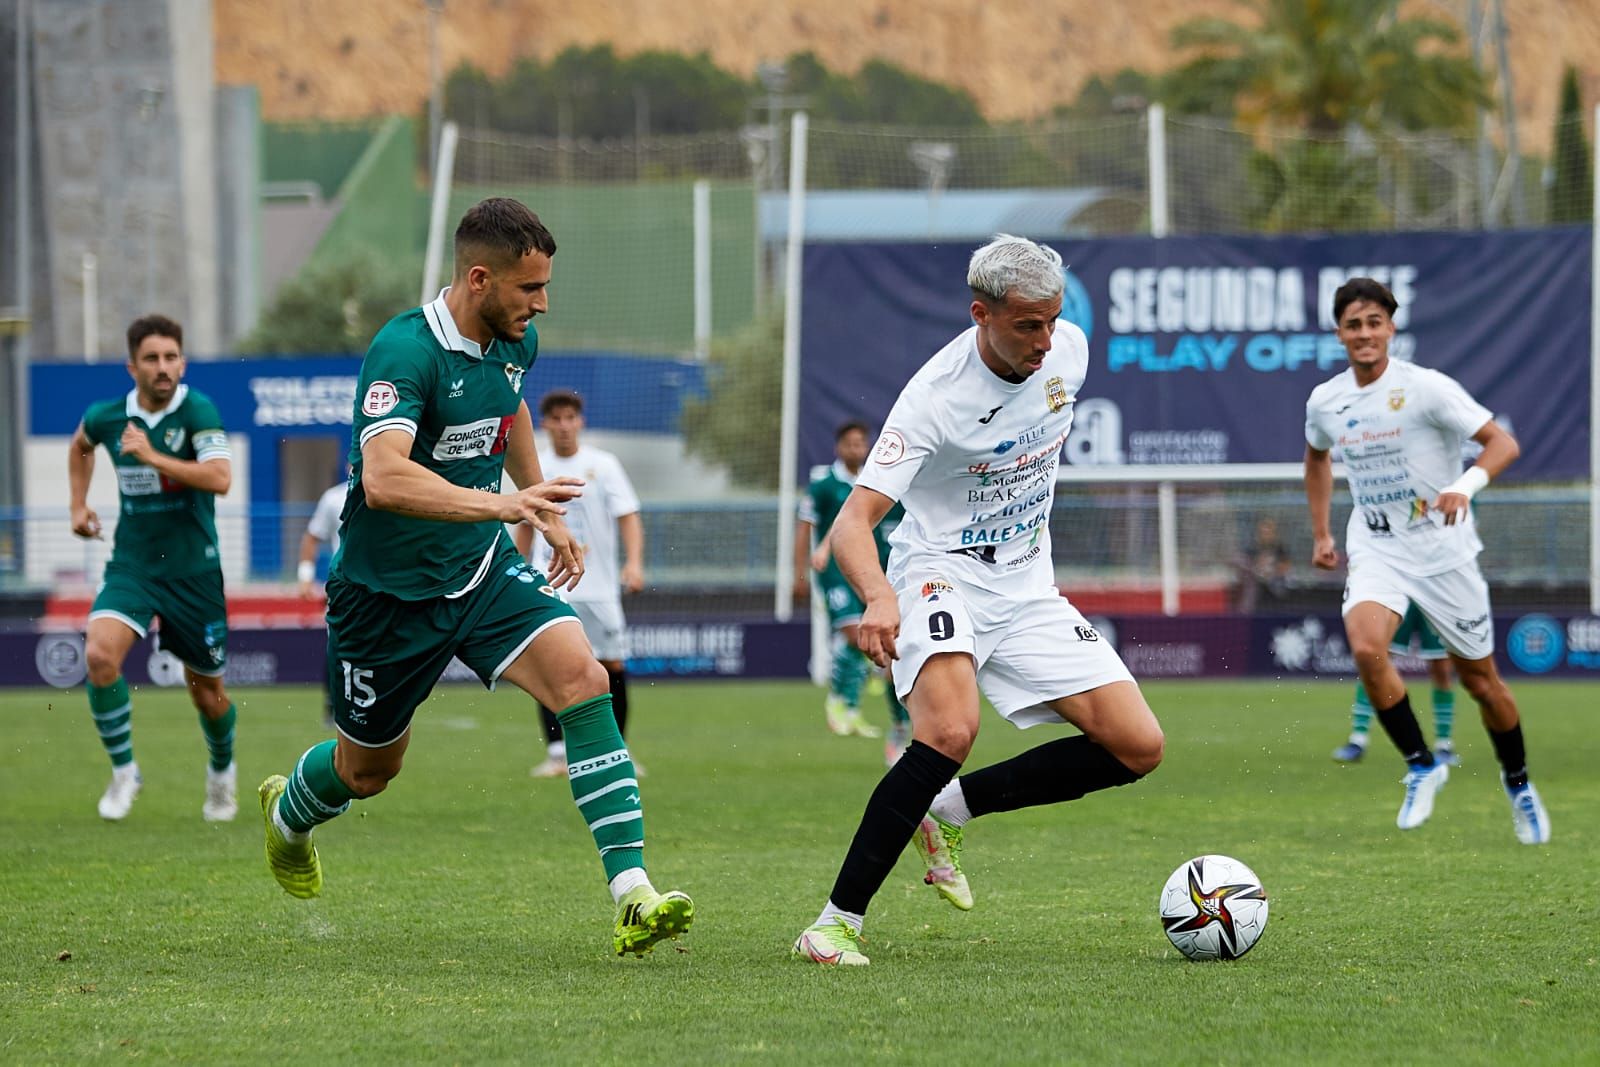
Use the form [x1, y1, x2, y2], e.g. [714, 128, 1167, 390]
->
[1589, 103, 1599, 614]
[773, 111, 808, 622]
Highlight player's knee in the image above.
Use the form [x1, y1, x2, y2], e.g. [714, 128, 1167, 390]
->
[915, 718, 978, 762]
[1457, 667, 1500, 704]
[549, 659, 609, 710]
[343, 766, 398, 799]
[84, 642, 122, 685]
[1120, 727, 1165, 777]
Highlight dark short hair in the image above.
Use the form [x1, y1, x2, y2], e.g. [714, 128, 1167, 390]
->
[539, 389, 583, 417]
[835, 421, 868, 442]
[126, 314, 183, 358]
[454, 197, 558, 276]
[1332, 277, 1398, 325]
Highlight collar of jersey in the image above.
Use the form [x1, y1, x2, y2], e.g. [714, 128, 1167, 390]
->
[831, 460, 857, 486]
[424, 288, 492, 362]
[124, 383, 188, 427]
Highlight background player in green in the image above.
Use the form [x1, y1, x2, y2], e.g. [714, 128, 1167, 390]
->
[67, 314, 239, 823]
[1333, 602, 1458, 765]
[256, 197, 694, 957]
[795, 421, 911, 760]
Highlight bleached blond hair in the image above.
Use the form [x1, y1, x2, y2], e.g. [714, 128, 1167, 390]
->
[967, 234, 1064, 303]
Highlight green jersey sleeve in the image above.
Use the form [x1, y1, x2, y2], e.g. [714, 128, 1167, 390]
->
[184, 390, 230, 461]
[352, 333, 439, 452]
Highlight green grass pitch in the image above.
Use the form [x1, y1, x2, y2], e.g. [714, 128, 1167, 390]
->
[2, 678, 1596, 1064]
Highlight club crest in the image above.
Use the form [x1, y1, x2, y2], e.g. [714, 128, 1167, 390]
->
[504, 363, 525, 393]
[1388, 388, 1406, 411]
[1044, 376, 1068, 413]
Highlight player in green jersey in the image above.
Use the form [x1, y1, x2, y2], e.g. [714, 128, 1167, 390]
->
[256, 198, 693, 957]
[795, 421, 911, 762]
[68, 314, 239, 823]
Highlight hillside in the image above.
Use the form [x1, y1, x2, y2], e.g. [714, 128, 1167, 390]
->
[215, 0, 1600, 153]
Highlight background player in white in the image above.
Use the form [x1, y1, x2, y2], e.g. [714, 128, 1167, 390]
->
[792, 235, 1165, 966]
[1305, 276, 1549, 843]
[297, 469, 349, 727]
[516, 389, 644, 778]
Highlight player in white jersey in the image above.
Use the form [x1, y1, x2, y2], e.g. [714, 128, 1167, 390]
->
[515, 389, 644, 778]
[1304, 276, 1549, 844]
[297, 472, 351, 727]
[792, 235, 1165, 966]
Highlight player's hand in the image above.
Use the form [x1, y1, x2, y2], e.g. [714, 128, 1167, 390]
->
[71, 505, 102, 540]
[1310, 535, 1340, 570]
[1431, 491, 1470, 526]
[297, 578, 321, 601]
[501, 477, 583, 533]
[621, 561, 644, 595]
[856, 595, 901, 668]
[809, 544, 831, 573]
[541, 520, 585, 591]
[119, 424, 153, 462]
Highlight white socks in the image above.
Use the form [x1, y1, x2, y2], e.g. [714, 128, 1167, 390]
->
[608, 866, 652, 904]
[817, 901, 864, 934]
[930, 778, 973, 828]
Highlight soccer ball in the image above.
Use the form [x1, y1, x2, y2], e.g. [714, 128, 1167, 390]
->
[1159, 854, 1269, 961]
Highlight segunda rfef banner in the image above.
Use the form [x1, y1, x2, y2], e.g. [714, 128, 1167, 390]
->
[799, 228, 1590, 480]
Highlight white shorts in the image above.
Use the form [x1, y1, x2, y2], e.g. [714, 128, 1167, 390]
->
[893, 577, 1134, 728]
[1343, 553, 1494, 661]
[570, 599, 628, 662]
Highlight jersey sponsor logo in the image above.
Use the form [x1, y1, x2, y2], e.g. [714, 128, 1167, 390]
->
[363, 381, 400, 416]
[1388, 388, 1406, 411]
[1044, 375, 1068, 413]
[920, 578, 954, 600]
[431, 415, 516, 461]
[977, 405, 1003, 424]
[163, 427, 187, 452]
[1453, 613, 1489, 635]
[993, 439, 1017, 454]
[115, 465, 164, 496]
[1074, 624, 1100, 642]
[871, 430, 906, 466]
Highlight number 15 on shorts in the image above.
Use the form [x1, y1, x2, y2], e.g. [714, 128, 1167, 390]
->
[342, 661, 377, 708]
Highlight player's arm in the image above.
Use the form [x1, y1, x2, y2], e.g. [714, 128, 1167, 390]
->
[67, 423, 101, 539]
[792, 517, 814, 600]
[1304, 445, 1339, 570]
[1433, 420, 1519, 526]
[296, 530, 323, 598]
[832, 486, 900, 667]
[362, 427, 580, 528]
[618, 510, 645, 594]
[116, 424, 232, 495]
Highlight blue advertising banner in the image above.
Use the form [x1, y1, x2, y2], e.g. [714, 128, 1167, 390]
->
[800, 229, 1590, 480]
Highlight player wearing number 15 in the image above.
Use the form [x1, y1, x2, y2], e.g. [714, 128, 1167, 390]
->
[68, 314, 239, 824]
[792, 235, 1164, 966]
[257, 198, 693, 957]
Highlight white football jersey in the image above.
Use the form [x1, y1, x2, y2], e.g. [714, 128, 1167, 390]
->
[1305, 358, 1493, 576]
[307, 482, 348, 555]
[534, 444, 641, 603]
[858, 321, 1088, 607]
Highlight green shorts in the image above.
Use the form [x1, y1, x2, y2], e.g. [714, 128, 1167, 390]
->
[818, 573, 864, 630]
[90, 565, 228, 676]
[1392, 602, 1447, 660]
[325, 544, 579, 747]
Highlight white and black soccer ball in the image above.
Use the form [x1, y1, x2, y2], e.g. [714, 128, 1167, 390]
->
[1159, 854, 1268, 961]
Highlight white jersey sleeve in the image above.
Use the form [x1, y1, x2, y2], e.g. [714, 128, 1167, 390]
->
[857, 378, 943, 503]
[306, 483, 346, 543]
[599, 452, 641, 518]
[1422, 369, 1493, 440]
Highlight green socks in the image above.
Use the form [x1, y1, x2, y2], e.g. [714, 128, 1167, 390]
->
[558, 695, 645, 881]
[278, 739, 356, 834]
[830, 642, 871, 707]
[199, 703, 236, 771]
[1350, 684, 1374, 736]
[886, 681, 910, 725]
[1432, 687, 1455, 741]
[88, 678, 134, 768]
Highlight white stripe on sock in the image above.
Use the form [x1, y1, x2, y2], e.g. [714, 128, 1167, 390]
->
[574, 777, 639, 807]
[586, 811, 643, 832]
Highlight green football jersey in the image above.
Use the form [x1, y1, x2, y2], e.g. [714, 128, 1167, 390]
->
[800, 460, 904, 583]
[334, 296, 538, 601]
[79, 385, 229, 578]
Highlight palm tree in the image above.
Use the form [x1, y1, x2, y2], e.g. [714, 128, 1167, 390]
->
[1166, 0, 1490, 137]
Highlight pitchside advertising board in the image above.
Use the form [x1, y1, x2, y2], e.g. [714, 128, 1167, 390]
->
[799, 228, 1591, 479]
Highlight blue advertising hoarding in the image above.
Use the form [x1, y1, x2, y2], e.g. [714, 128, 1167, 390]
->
[799, 228, 1591, 480]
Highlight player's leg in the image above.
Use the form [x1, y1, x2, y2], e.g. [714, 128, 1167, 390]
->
[883, 663, 911, 765]
[794, 591, 979, 965]
[185, 669, 237, 821]
[84, 579, 153, 820]
[157, 571, 238, 820]
[1334, 683, 1373, 762]
[260, 578, 439, 898]
[1347, 598, 1446, 828]
[919, 600, 1160, 908]
[496, 622, 691, 955]
[829, 622, 879, 739]
[531, 704, 567, 777]
[1450, 654, 1549, 843]
[1419, 624, 1459, 764]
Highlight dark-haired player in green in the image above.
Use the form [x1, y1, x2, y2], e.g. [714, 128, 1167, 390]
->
[68, 314, 239, 823]
[257, 197, 694, 957]
[795, 421, 910, 762]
